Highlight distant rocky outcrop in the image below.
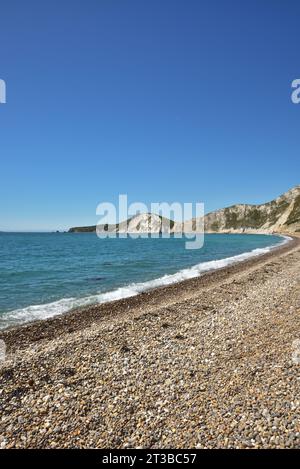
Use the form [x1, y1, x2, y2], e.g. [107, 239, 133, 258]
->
[69, 214, 174, 234]
[68, 185, 300, 234]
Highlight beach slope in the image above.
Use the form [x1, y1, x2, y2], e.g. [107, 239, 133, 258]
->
[0, 237, 300, 448]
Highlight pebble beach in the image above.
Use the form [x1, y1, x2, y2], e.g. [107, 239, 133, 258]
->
[0, 236, 300, 449]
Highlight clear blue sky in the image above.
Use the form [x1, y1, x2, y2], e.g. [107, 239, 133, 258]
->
[0, 0, 299, 231]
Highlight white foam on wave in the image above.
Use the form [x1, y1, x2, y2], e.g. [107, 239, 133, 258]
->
[0, 234, 292, 329]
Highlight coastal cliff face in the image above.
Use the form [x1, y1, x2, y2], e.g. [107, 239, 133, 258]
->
[69, 214, 173, 234]
[118, 213, 173, 233]
[202, 185, 300, 234]
[69, 185, 300, 234]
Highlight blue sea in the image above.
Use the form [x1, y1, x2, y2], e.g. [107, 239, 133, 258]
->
[0, 232, 288, 329]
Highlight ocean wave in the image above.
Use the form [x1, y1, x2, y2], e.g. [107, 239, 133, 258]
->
[0, 235, 292, 329]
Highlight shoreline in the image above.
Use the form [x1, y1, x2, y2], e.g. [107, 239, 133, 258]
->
[0, 232, 290, 333]
[0, 233, 300, 448]
[0, 233, 298, 353]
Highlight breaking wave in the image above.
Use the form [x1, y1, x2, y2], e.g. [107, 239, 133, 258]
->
[0, 235, 292, 329]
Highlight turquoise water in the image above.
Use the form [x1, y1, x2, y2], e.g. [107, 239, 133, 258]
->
[0, 232, 287, 329]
